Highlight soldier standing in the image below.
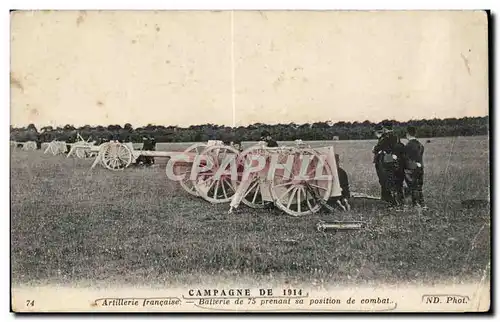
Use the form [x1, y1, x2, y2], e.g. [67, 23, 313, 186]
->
[149, 135, 157, 165]
[333, 154, 351, 211]
[372, 122, 405, 207]
[372, 125, 391, 202]
[35, 134, 42, 150]
[260, 130, 278, 147]
[141, 135, 156, 166]
[231, 139, 243, 152]
[404, 126, 426, 208]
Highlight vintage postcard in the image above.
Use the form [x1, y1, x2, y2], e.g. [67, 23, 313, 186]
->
[10, 10, 491, 313]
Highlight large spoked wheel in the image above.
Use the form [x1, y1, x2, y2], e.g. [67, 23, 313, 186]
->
[99, 142, 133, 171]
[236, 145, 270, 209]
[193, 144, 240, 204]
[58, 142, 68, 154]
[23, 141, 37, 151]
[178, 143, 208, 197]
[75, 148, 89, 159]
[270, 148, 333, 216]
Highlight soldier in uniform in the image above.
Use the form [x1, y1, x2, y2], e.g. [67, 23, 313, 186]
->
[372, 125, 390, 202]
[260, 130, 278, 147]
[331, 154, 351, 211]
[140, 135, 156, 166]
[372, 122, 405, 207]
[149, 135, 157, 165]
[403, 126, 426, 208]
[35, 134, 42, 150]
[231, 139, 243, 152]
[135, 136, 148, 166]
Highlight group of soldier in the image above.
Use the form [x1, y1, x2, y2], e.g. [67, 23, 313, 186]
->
[372, 121, 426, 209]
[223, 130, 278, 152]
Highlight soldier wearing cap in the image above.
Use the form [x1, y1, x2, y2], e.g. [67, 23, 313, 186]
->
[260, 130, 278, 147]
[372, 124, 390, 202]
[372, 122, 405, 207]
[231, 139, 243, 152]
[135, 135, 155, 166]
[143, 135, 156, 165]
[331, 153, 351, 211]
[404, 126, 426, 208]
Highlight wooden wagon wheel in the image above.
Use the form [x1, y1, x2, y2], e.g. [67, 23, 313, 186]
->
[48, 141, 64, 155]
[99, 142, 133, 171]
[193, 144, 240, 203]
[75, 147, 88, 159]
[44, 141, 54, 154]
[270, 148, 333, 216]
[51, 142, 60, 155]
[23, 141, 37, 151]
[178, 143, 208, 197]
[235, 144, 271, 209]
[59, 141, 68, 154]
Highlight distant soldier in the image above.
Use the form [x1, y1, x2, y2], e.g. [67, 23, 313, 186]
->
[403, 126, 426, 208]
[96, 136, 104, 146]
[372, 122, 405, 207]
[112, 132, 121, 143]
[150, 135, 157, 165]
[222, 137, 232, 147]
[372, 125, 390, 202]
[332, 154, 351, 211]
[150, 135, 157, 150]
[394, 138, 406, 206]
[140, 135, 156, 166]
[135, 136, 147, 165]
[35, 135, 42, 150]
[231, 139, 243, 152]
[260, 130, 278, 147]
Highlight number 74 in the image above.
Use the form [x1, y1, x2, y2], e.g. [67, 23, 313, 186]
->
[26, 300, 34, 307]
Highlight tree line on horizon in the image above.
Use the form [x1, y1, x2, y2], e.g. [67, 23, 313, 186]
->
[10, 116, 489, 144]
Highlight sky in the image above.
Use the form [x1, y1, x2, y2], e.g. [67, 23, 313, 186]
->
[10, 10, 489, 128]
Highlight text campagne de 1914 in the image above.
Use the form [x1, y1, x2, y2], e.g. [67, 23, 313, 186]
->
[92, 288, 397, 311]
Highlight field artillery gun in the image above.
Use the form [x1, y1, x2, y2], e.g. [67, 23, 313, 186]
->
[10, 141, 18, 148]
[66, 134, 97, 159]
[227, 140, 343, 217]
[84, 138, 368, 226]
[9, 140, 37, 151]
[21, 141, 37, 151]
[84, 138, 371, 219]
[87, 140, 240, 203]
[44, 140, 68, 156]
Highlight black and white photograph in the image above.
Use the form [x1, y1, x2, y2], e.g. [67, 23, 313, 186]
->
[9, 9, 491, 312]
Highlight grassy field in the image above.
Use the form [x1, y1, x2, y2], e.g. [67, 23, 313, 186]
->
[11, 136, 490, 288]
